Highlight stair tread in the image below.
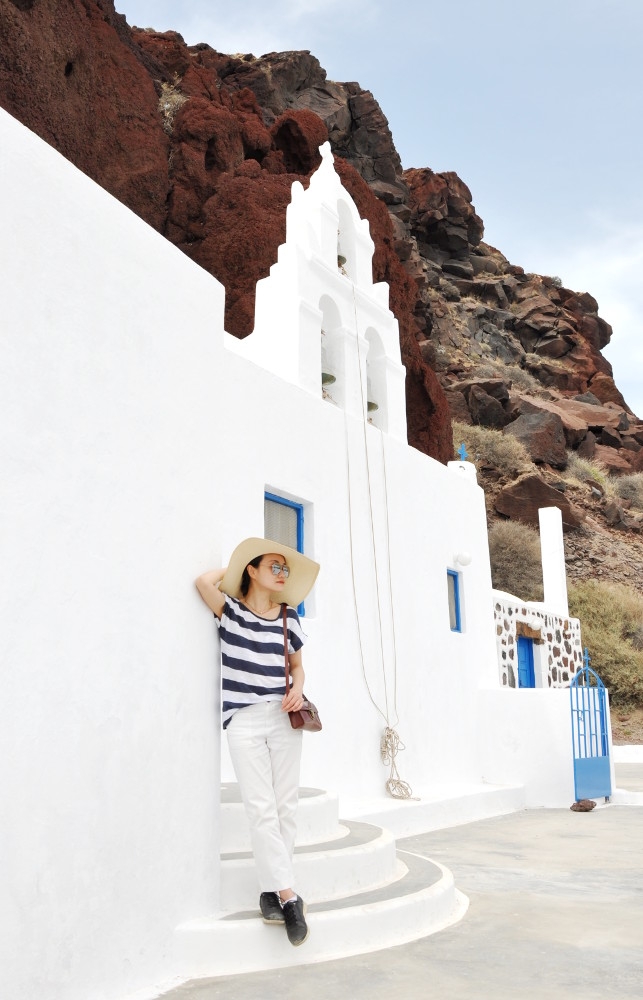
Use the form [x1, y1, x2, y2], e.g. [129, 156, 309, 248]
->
[221, 819, 386, 862]
[219, 850, 442, 922]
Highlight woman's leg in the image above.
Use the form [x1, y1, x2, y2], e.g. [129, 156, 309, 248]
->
[266, 702, 303, 883]
[227, 702, 302, 893]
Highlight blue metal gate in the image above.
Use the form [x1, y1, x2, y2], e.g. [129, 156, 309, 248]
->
[570, 650, 611, 801]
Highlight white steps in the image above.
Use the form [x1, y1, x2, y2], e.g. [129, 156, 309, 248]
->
[173, 784, 470, 977]
[221, 820, 400, 910]
[342, 781, 527, 838]
[176, 854, 468, 976]
[219, 783, 342, 852]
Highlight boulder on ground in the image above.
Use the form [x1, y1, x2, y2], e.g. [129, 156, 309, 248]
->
[469, 385, 510, 429]
[442, 259, 474, 278]
[495, 474, 584, 530]
[444, 389, 473, 425]
[573, 392, 603, 406]
[604, 501, 635, 531]
[504, 412, 567, 468]
[553, 397, 624, 430]
[626, 450, 643, 473]
[577, 431, 597, 459]
[601, 427, 622, 449]
[593, 445, 632, 474]
[509, 393, 587, 447]
[452, 378, 510, 403]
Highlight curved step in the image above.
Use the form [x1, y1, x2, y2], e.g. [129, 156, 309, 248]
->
[175, 851, 468, 977]
[342, 782, 526, 838]
[220, 820, 399, 910]
[220, 784, 340, 853]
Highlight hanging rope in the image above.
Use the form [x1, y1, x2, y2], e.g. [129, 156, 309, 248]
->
[381, 727, 414, 799]
[342, 284, 413, 800]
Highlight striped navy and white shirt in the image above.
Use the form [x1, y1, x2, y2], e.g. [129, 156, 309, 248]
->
[216, 595, 306, 729]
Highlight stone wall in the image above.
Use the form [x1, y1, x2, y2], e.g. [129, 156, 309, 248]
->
[493, 592, 583, 689]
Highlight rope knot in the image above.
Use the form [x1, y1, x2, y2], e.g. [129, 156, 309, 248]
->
[380, 726, 415, 799]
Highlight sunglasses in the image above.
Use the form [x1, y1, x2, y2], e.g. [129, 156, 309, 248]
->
[262, 560, 290, 578]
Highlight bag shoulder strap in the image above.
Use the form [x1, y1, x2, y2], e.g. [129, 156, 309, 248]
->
[281, 603, 291, 692]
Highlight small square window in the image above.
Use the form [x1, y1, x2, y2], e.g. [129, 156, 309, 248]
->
[447, 570, 462, 632]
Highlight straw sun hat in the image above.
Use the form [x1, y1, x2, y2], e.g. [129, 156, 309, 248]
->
[219, 538, 320, 608]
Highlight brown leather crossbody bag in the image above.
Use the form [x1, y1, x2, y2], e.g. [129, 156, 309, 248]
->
[281, 604, 322, 732]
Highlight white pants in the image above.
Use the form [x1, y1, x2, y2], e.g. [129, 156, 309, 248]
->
[226, 700, 303, 892]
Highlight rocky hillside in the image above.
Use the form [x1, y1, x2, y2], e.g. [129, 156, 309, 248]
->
[2, 0, 642, 562]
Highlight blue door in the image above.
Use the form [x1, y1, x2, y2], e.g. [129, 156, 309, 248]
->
[517, 636, 535, 688]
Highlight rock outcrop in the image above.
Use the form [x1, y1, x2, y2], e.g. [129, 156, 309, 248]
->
[1, 0, 640, 482]
[0, 0, 170, 229]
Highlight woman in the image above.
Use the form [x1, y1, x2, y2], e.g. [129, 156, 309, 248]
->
[195, 538, 320, 947]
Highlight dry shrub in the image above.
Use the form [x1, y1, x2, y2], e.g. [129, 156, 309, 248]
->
[612, 472, 643, 511]
[488, 520, 544, 601]
[504, 366, 544, 394]
[568, 580, 643, 706]
[524, 351, 567, 371]
[477, 360, 542, 395]
[158, 79, 189, 134]
[565, 452, 615, 495]
[452, 421, 533, 477]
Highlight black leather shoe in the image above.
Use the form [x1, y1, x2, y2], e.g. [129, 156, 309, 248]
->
[282, 896, 309, 946]
[259, 892, 284, 924]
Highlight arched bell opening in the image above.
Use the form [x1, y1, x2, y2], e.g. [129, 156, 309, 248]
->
[336, 200, 357, 280]
[319, 294, 344, 408]
[364, 328, 388, 431]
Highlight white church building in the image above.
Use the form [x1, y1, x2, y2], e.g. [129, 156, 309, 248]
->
[1, 108, 611, 1000]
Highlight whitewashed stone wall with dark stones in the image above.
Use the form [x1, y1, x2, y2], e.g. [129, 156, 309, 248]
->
[493, 591, 583, 689]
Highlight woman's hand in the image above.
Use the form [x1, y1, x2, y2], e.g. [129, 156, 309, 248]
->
[282, 684, 305, 713]
[282, 649, 305, 711]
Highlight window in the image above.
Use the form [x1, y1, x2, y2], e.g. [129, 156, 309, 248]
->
[264, 492, 306, 615]
[447, 570, 462, 632]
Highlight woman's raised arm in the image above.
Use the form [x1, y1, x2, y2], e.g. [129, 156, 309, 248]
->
[195, 568, 227, 618]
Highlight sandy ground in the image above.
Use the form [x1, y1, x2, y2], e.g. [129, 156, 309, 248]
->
[611, 705, 643, 744]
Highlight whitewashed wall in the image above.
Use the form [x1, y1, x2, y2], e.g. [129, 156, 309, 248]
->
[217, 143, 501, 795]
[1, 109, 583, 1000]
[213, 372, 501, 796]
[477, 689, 575, 807]
[1, 110, 224, 1000]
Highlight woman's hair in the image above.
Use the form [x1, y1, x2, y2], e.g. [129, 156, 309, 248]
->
[240, 555, 263, 596]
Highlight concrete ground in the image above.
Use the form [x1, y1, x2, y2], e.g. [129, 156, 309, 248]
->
[162, 765, 643, 1000]
[614, 762, 643, 792]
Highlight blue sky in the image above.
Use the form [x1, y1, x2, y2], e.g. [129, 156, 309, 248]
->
[116, 0, 643, 417]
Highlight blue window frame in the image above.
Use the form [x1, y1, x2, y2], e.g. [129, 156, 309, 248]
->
[264, 492, 306, 615]
[447, 569, 462, 632]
